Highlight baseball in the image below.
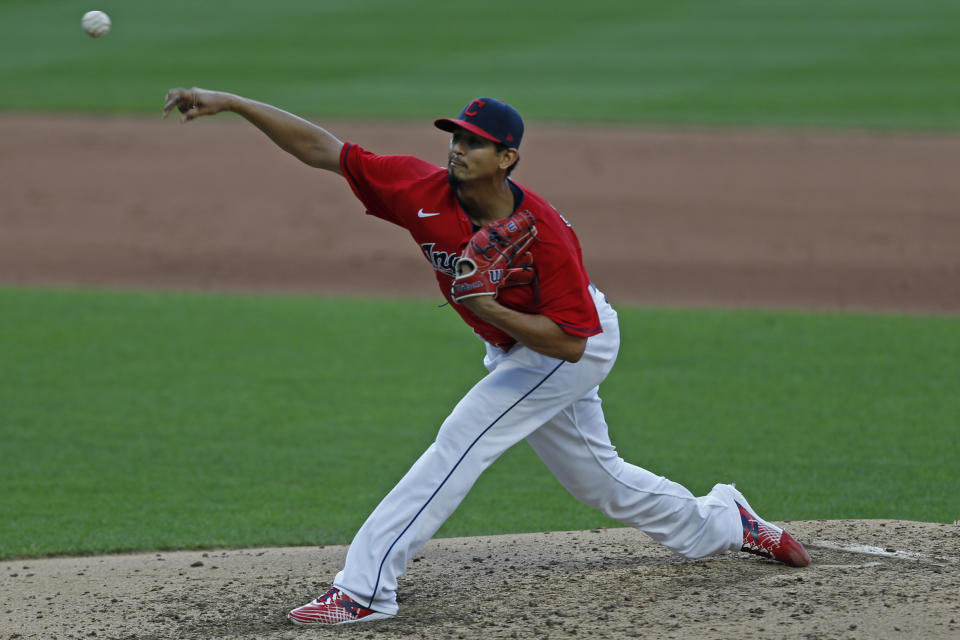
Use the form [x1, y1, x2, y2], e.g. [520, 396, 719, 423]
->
[81, 10, 111, 38]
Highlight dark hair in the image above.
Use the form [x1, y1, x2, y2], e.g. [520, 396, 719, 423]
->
[495, 142, 520, 176]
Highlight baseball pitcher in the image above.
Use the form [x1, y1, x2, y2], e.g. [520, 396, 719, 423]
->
[162, 89, 811, 626]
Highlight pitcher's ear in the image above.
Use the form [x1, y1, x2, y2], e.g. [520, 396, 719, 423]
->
[498, 148, 518, 171]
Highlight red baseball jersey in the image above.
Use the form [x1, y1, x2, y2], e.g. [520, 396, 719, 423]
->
[340, 143, 602, 348]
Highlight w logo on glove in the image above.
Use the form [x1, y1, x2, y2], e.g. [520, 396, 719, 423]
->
[451, 210, 538, 303]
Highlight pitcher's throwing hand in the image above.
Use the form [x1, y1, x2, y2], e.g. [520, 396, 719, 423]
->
[163, 88, 233, 122]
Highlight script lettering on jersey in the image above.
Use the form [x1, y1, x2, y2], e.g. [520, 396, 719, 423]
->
[420, 242, 459, 276]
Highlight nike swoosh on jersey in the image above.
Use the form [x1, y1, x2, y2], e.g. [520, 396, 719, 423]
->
[418, 209, 441, 218]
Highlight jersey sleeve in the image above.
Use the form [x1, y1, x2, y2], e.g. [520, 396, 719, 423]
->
[339, 143, 439, 227]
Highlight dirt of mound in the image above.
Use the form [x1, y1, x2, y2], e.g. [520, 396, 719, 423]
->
[1, 114, 959, 639]
[2, 521, 958, 640]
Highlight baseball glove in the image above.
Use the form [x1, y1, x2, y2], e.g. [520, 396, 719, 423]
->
[451, 210, 538, 303]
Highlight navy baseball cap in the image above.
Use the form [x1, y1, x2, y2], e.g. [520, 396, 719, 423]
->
[434, 97, 524, 149]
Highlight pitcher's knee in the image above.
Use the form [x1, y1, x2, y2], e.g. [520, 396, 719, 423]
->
[571, 486, 643, 521]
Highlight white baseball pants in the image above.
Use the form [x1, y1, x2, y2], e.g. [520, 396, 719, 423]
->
[334, 286, 742, 614]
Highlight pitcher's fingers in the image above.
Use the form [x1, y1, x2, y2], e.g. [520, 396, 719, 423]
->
[162, 97, 179, 118]
[166, 89, 199, 117]
[163, 89, 183, 116]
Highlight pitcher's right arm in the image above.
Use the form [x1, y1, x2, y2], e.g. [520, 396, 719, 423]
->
[163, 87, 344, 174]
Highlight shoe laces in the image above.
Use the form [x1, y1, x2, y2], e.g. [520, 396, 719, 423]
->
[314, 588, 365, 617]
[314, 588, 340, 604]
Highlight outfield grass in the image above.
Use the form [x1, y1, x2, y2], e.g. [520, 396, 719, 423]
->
[2, 1, 959, 129]
[1, 288, 956, 559]
[2, 0, 958, 560]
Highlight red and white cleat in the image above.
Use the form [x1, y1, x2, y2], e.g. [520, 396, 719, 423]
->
[287, 587, 393, 626]
[725, 485, 811, 567]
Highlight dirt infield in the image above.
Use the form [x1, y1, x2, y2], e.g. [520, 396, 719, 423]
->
[1, 115, 959, 639]
[2, 522, 958, 640]
[2, 115, 959, 311]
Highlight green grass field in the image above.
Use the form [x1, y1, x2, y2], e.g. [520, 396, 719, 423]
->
[1, 1, 958, 559]
[2, 0, 959, 128]
[1, 288, 957, 559]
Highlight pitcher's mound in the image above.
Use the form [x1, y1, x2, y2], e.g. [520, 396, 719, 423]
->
[3, 520, 958, 639]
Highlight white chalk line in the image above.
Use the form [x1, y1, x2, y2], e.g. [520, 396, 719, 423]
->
[812, 540, 957, 565]
[813, 561, 884, 569]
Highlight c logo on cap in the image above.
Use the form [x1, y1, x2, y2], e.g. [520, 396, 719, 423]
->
[464, 99, 486, 117]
